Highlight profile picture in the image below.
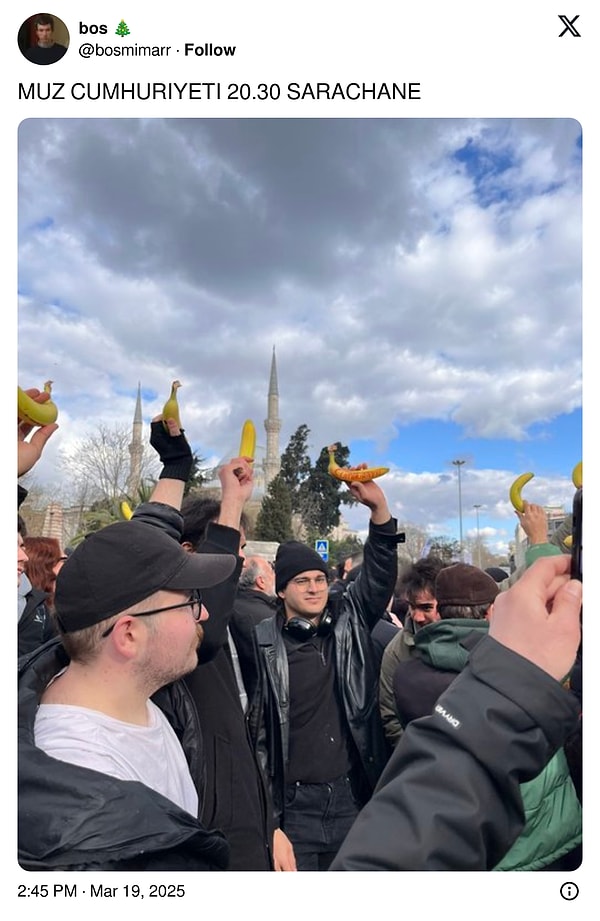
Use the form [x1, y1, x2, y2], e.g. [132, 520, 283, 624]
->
[18, 13, 69, 65]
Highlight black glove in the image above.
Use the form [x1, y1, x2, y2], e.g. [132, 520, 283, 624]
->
[150, 420, 194, 482]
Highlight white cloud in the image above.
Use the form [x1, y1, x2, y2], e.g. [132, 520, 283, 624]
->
[18, 118, 581, 554]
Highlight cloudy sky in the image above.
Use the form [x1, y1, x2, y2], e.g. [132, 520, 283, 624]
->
[17, 118, 582, 553]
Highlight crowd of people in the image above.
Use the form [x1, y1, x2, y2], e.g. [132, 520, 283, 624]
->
[17, 384, 583, 872]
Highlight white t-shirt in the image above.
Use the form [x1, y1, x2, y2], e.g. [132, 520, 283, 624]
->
[35, 699, 198, 816]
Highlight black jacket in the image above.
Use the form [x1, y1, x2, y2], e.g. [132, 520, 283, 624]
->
[18, 586, 57, 657]
[18, 639, 229, 871]
[231, 587, 278, 708]
[249, 518, 402, 822]
[18, 485, 57, 656]
[330, 636, 581, 870]
[134, 502, 274, 871]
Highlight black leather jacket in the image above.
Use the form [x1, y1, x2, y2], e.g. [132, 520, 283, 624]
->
[18, 639, 229, 871]
[134, 502, 273, 871]
[248, 518, 403, 822]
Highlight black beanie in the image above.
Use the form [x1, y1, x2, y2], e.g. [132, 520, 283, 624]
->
[275, 541, 329, 593]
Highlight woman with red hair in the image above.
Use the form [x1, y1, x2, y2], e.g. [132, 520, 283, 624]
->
[23, 536, 66, 612]
[18, 536, 64, 656]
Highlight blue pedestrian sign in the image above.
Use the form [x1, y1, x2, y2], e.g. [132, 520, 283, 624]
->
[315, 539, 329, 562]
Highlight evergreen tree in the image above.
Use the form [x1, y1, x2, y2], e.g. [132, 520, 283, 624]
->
[279, 424, 312, 512]
[255, 474, 294, 542]
[329, 535, 364, 567]
[276, 429, 360, 541]
[297, 443, 354, 541]
[185, 452, 208, 496]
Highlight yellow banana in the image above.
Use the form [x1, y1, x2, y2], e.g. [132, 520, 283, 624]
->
[120, 500, 134, 520]
[565, 465, 582, 546]
[239, 419, 256, 461]
[509, 472, 534, 513]
[17, 381, 58, 426]
[327, 444, 389, 483]
[162, 380, 182, 431]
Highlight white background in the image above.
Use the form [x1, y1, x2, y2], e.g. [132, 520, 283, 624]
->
[6, 1, 594, 914]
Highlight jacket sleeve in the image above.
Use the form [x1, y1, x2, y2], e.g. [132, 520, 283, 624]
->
[525, 542, 562, 568]
[378, 631, 405, 749]
[330, 635, 580, 871]
[346, 518, 402, 632]
[195, 521, 244, 662]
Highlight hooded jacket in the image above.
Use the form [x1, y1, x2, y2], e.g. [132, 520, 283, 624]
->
[392, 618, 582, 871]
[331, 635, 581, 871]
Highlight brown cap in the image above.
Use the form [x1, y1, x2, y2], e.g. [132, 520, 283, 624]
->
[435, 563, 500, 608]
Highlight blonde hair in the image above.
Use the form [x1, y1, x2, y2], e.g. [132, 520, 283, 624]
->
[56, 594, 161, 662]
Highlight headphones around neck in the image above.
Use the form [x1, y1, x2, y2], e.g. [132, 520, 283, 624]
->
[283, 608, 334, 641]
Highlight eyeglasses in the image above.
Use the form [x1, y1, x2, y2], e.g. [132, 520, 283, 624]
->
[101, 589, 203, 638]
[290, 576, 328, 589]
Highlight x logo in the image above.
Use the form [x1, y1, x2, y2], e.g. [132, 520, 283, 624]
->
[558, 14, 581, 37]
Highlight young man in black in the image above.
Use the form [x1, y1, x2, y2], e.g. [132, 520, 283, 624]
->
[250, 476, 403, 870]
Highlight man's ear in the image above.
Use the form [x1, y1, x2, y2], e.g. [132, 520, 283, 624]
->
[181, 541, 195, 554]
[109, 616, 141, 658]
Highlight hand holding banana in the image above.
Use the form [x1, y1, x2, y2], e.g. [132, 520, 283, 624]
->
[327, 444, 389, 482]
[509, 461, 582, 513]
[18, 381, 58, 427]
[17, 382, 59, 477]
[509, 472, 534, 513]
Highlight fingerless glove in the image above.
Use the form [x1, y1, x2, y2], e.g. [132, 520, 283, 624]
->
[150, 420, 194, 482]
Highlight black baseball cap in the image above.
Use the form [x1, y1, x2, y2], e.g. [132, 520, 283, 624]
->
[54, 520, 237, 633]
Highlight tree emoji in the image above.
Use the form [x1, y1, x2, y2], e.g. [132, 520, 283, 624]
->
[115, 20, 130, 36]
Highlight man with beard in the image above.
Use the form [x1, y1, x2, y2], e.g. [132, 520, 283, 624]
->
[18, 419, 240, 872]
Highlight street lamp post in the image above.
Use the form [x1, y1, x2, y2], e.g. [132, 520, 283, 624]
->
[473, 504, 482, 568]
[452, 459, 466, 561]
